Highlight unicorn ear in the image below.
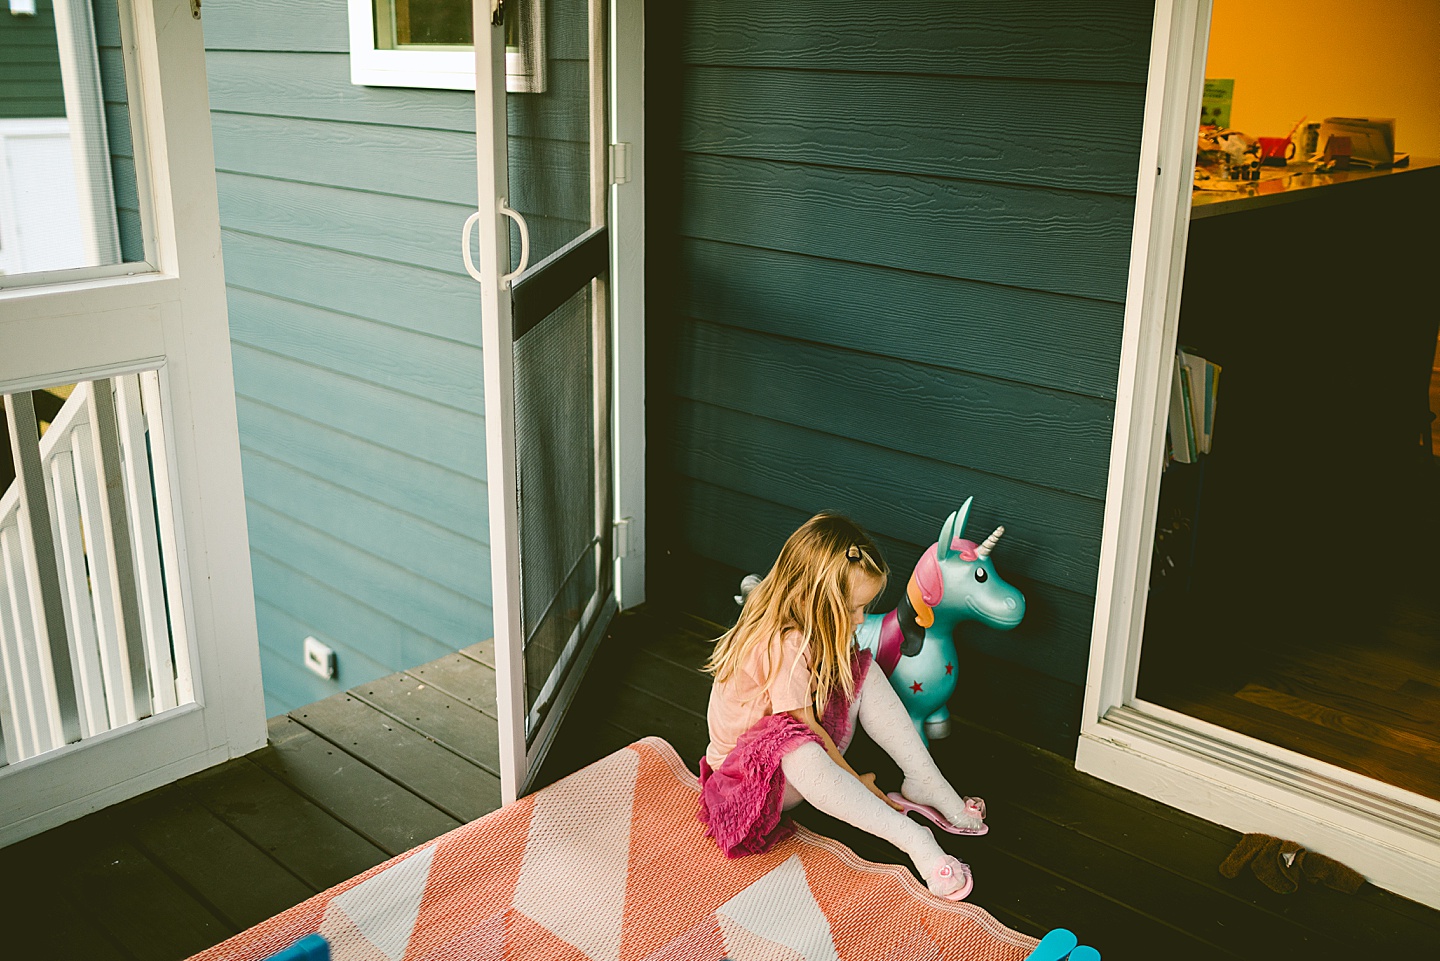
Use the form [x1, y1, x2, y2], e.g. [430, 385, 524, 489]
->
[937, 497, 973, 559]
[937, 511, 959, 560]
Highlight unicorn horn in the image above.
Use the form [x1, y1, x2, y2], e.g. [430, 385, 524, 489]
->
[974, 526, 1005, 558]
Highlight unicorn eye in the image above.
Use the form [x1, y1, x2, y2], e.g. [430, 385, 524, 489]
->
[974, 568, 988, 583]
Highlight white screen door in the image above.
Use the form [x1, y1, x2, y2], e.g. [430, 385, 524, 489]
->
[469, 0, 618, 801]
[0, 0, 263, 843]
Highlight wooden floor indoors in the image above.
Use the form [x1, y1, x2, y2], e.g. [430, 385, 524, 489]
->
[1142, 593, 1440, 801]
[1140, 451, 1440, 802]
[2, 607, 1438, 960]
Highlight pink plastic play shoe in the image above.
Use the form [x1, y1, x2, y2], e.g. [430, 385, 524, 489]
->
[889, 793, 988, 836]
[927, 855, 974, 901]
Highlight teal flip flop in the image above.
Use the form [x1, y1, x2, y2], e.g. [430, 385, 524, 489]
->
[1023, 928, 1078, 961]
[1069, 947, 1101, 961]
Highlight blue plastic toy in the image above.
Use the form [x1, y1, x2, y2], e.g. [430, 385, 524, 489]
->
[1024, 928, 1101, 960]
[263, 933, 330, 961]
[1025, 929, 1078, 961]
[855, 498, 1025, 743]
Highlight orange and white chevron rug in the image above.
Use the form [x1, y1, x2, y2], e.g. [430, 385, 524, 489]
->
[190, 737, 1040, 961]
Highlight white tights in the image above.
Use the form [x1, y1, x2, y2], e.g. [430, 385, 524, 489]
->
[777, 667, 979, 885]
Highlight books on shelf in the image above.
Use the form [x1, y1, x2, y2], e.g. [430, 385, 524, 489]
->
[1166, 348, 1221, 466]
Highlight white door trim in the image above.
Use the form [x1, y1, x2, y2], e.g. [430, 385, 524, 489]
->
[471, 0, 526, 806]
[610, 0, 645, 609]
[1076, 0, 1440, 910]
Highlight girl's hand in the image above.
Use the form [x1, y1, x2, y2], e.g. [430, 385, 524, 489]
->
[859, 772, 904, 811]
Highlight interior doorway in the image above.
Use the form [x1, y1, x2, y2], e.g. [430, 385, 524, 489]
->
[1077, 0, 1440, 910]
[1133, 0, 1440, 802]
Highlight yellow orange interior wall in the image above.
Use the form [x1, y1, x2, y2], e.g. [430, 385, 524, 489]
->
[1205, 0, 1440, 157]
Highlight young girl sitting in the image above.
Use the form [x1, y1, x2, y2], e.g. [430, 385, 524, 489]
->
[697, 513, 985, 901]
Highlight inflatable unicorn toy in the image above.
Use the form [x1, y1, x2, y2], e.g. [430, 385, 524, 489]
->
[855, 498, 1025, 743]
[733, 499, 1026, 743]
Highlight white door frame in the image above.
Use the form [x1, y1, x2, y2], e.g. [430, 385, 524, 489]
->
[610, 0, 645, 611]
[0, 0, 264, 843]
[1076, 0, 1440, 910]
[471, 0, 644, 803]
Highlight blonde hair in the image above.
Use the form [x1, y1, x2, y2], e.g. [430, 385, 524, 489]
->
[705, 513, 888, 713]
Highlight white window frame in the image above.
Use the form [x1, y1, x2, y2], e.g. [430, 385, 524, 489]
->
[348, 0, 545, 92]
[1078, 0, 1440, 911]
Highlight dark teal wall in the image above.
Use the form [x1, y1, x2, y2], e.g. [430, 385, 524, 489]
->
[0, 1, 65, 120]
[203, 0, 492, 716]
[648, 0, 1155, 756]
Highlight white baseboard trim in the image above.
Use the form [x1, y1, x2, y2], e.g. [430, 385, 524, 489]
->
[1077, 707, 1440, 911]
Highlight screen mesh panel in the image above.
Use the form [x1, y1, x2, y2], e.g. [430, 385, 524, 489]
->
[512, 284, 596, 728]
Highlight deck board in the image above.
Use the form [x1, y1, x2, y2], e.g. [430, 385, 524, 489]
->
[66, 827, 232, 959]
[184, 758, 387, 893]
[291, 693, 502, 822]
[123, 795, 313, 932]
[6, 887, 133, 960]
[3, 604, 1438, 960]
[254, 716, 462, 855]
[351, 671, 503, 774]
[405, 650, 500, 716]
[461, 637, 495, 667]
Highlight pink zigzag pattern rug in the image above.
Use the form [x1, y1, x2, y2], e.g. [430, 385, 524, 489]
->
[189, 736, 1039, 961]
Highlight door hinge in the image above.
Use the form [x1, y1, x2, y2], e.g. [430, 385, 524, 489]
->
[190, 0, 201, 19]
[613, 516, 632, 557]
[609, 143, 632, 185]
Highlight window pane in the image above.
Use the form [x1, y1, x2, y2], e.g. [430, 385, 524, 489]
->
[376, 0, 472, 48]
[0, 0, 144, 282]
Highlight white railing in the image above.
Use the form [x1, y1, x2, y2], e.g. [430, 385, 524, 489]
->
[0, 373, 189, 767]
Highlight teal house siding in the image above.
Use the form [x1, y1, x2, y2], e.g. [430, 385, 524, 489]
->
[649, 0, 1154, 756]
[0, 1, 65, 120]
[203, 0, 491, 716]
[94, 0, 143, 263]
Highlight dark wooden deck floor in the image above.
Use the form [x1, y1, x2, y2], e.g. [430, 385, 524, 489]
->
[0, 641, 505, 961]
[2, 607, 1437, 960]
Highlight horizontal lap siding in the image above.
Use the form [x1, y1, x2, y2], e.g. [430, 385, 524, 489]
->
[92, 0, 142, 261]
[652, 0, 1153, 755]
[0, 0, 65, 119]
[205, 0, 491, 713]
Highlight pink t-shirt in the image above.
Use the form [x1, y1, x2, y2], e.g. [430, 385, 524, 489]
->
[705, 628, 814, 771]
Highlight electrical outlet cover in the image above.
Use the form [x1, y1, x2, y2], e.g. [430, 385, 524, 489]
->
[304, 636, 337, 679]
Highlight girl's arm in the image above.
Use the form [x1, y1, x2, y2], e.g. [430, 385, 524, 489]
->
[788, 706, 903, 810]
